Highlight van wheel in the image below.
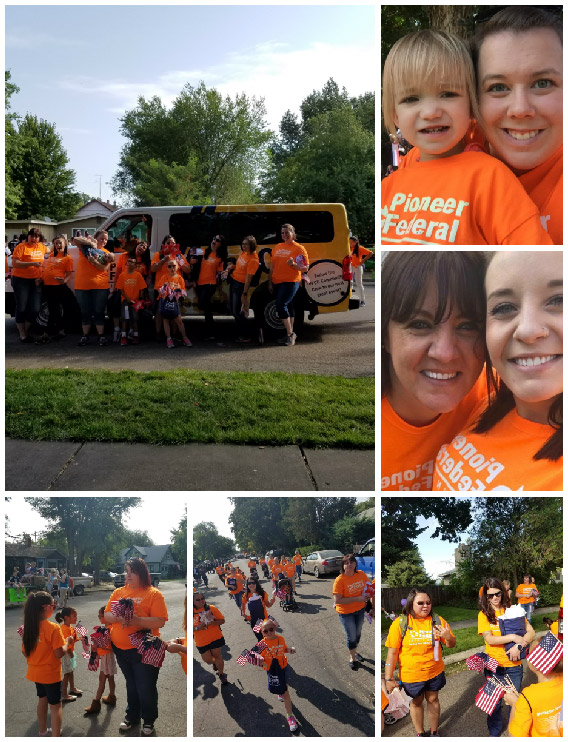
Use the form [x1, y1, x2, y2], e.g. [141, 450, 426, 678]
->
[250, 285, 305, 337]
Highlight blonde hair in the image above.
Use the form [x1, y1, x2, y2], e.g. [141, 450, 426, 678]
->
[382, 29, 478, 135]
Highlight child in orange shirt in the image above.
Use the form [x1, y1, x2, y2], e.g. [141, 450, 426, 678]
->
[381, 30, 553, 245]
[22, 591, 71, 738]
[115, 255, 147, 346]
[84, 606, 118, 714]
[157, 260, 192, 349]
[55, 606, 83, 701]
[258, 619, 298, 733]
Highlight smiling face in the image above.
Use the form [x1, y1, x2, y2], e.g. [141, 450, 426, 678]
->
[485, 251, 563, 424]
[412, 592, 432, 617]
[394, 81, 471, 161]
[486, 586, 503, 609]
[478, 29, 563, 172]
[385, 280, 485, 426]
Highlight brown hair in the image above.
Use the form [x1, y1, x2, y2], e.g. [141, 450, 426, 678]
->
[402, 588, 433, 618]
[381, 251, 487, 397]
[53, 233, 68, 256]
[27, 228, 42, 239]
[340, 554, 358, 574]
[23, 591, 53, 657]
[125, 557, 151, 588]
[480, 577, 511, 625]
[281, 223, 296, 239]
[243, 235, 257, 254]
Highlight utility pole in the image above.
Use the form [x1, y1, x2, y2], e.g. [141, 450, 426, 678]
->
[95, 175, 102, 201]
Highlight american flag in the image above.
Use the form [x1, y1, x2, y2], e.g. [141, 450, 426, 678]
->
[475, 679, 505, 715]
[253, 619, 265, 633]
[251, 640, 267, 653]
[267, 615, 279, 629]
[17, 624, 24, 637]
[527, 631, 563, 675]
[110, 598, 134, 621]
[363, 582, 375, 598]
[236, 649, 251, 666]
[74, 621, 88, 638]
[466, 652, 499, 673]
[128, 630, 166, 668]
[90, 627, 111, 650]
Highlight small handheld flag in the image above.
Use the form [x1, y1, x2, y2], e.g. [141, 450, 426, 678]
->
[475, 678, 505, 715]
[527, 631, 563, 675]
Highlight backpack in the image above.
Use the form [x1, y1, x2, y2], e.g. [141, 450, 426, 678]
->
[398, 613, 444, 653]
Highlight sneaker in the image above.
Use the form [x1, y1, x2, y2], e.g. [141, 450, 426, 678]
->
[141, 723, 154, 736]
[38, 729, 52, 737]
[287, 715, 298, 732]
[354, 652, 364, 662]
[98, 335, 107, 346]
[113, 329, 121, 343]
[219, 672, 229, 685]
[360, 300, 366, 307]
[183, 337, 192, 347]
[120, 336, 128, 346]
[276, 335, 288, 345]
[132, 336, 139, 345]
[167, 338, 174, 349]
[128, 329, 135, 340]
[284, 333, 295, 346]
[78, 335, 89, 346]
[119, 719, 139, 731]
[431, 732, 440, 737]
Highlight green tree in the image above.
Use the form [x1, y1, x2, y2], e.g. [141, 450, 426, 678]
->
[193, 522, 234, 562]
[332, 515, 375, 553]
[170, 509, 187, 571]
[300, 78, 350, 124]
[5, 70, 23, 218]
[111, 82, 272, 205]
[386, 548, 433, 586]
[10, 114, 83, 220]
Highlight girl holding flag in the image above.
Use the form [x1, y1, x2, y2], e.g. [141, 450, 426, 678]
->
[193, 592, 228, 686]
[478, 578, 535, 737]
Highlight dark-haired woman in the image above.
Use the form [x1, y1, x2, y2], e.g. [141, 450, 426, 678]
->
[227, 235, 259, 343]
[433, 251, 562, 491]
[104, 558, 168, 736]
[478, 578, 535, 737]
[191, 234, 227, 340]
[349, 236, 372, 307]
[193, 591, 228, 685]
[40, 234, 74, 342]
[268, 223, 309, 346]
[381, 251, 488, 491]
[11, 228, 50, 342]
[385, 588, 455, 737]
[332, 555, 371, 670]
[241, 577, 275, 642]
[74, 230, 115, 346]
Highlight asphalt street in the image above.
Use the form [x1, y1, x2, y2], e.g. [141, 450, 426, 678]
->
[193, 558, 375, 737]
[5, 286, 374, 378]
[5, 581, 187, 737]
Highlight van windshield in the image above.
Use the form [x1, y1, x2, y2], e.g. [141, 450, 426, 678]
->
[105, 214, 152, 251]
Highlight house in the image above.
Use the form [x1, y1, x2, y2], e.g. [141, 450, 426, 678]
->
[5, 543, 67, 576]
[5, 199, 118, 243]
[114, 545, 181, 578]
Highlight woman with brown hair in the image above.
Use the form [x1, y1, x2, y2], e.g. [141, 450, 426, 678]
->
[104, 557, 168, 736]
[227, 234, 259, 343]
[73, 230, 115, 346]
[332, 554, 370, 670]
[477, 577, 535, 737]
[11, 227, 50, 342]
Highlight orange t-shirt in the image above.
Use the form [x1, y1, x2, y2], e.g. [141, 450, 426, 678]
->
[271, 241, 309, 283]
[105, 586, 168, 650]
[60, 623, 77, 651]
[115, 270, 147, 302]
[292, 555, 302, 566]
[518, 145, 562, 245]
[381, 373, 487, 491]
[508, 675, 563, 737]
[259, 634, 288, 670]
[333, 571, 370, 615]
[225, 576, 244, 595]
[385, 614, 454, 683]
[271, 563, 282, 578]
[268, 558, 275, 569]
[114, 252, 149, 282]
[193, 604, 224, 648]
[477, 609, 526, 668]
[381, 151, 554, 245]
[242, 592, 272, 620]
[157, 273, 185, 296]
[247, 560, 256, 570]
[12, 242, 48, 279]
[42, 254, 74, 286]
[350, 245, 372, 268]
[197, 253, 223, 285]
[381, 688, 389, 712]
[95, 627, 112, 658]
[232, 251, 260, 284]
[433, 408, 562, 491]
[284, 563, 296, 579]
[151, 252, 189, 291]
[23, 620, 65, 684]
[180, 635, 187, 675]
[74, 247, 111, 290]
[516, 584, 538, 605]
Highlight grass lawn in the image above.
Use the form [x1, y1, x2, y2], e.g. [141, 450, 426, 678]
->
[6, 368, 374, 448]
[381, 604, 478, 633]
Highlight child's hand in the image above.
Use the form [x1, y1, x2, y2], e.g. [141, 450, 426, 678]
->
[166, 642, 182, 654]
[289, 647, 296, 654]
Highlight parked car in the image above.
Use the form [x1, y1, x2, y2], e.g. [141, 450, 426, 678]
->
[98, 571, 118, 582]
[302, 550, 344, 578]
[265, 548, 286, 560]
[355, 538, 375, 580]
[113, 572, 161, 588]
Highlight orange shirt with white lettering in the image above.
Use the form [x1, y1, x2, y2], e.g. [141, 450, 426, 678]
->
[42, 254, 74, 286]
[292, 555, 302, 566]
[12, 242, 48, 279]
[232, 251, 260, 284]
[332, 571, 370, 615]
[193, 604, 224, 648]
[433, 409, 562, 491]
[284, 563, 296, 579]
[105, 586, 168, 650]
[157, 273, 185, 297]
[351, 245, 372, 268]
[271, 242, 309, 283]
[509, 675, 563, 737]
[381, 151, 554, 245]
[517, 145, 562, 245]
[75, 248, 111, 290]
[23, 620, 65, 684]
[151, 252, 189, 291]
[259, 634, 288, 670]
[115, 252, 149, 282]
[381, 373, 487, 491]
[516, 583, 538, 605]
[385, 614, 454, 683]
[478, 609, 526, 668]
[197, 254, 223, 285]
[115, 270, 147, 302]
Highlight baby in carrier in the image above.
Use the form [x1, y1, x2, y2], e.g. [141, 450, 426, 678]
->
[278, 578, 297, 612]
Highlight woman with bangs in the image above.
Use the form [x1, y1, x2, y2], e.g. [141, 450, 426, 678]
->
[381, 29, 553, 244]
[381, 251, 487, 491]
[433, 250, 562, 491]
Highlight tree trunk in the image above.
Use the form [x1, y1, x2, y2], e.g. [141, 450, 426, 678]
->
[428, 6, 471, 38]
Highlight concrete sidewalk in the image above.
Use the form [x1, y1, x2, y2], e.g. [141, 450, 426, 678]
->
[6, 438, 374, 491]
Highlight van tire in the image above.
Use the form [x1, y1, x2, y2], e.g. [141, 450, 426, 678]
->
[250, 284, 305, 337]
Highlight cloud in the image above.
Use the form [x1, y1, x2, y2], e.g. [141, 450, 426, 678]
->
[55, 40, 375, 131]
[59, 127, 92, 135]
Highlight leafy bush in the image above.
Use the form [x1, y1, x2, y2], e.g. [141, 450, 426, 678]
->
[536, 583, 563, 607]
[297, 544, 322, 557]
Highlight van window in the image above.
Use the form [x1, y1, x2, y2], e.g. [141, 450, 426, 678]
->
[169, 209, 335, 248]
[106, 214, 152, 252]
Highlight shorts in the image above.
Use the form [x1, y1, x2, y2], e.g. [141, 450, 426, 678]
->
[35, 680, 62, 705]
[401, 671, 446, 699]
[99, 651, 117, 676]
[196, 637, 226, 655]
[267, 662, 288, 695]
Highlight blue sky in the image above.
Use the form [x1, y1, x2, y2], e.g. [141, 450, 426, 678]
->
[6, 4, 375, 203]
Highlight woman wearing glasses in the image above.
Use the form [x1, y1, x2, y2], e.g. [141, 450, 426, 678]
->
[258, 619, 298, 732]
[192, 234, 228, 340]
[193, 592, 228, 685]
[384, 588, 455, 737]
[241, 577, 275, 642]
[333, 554, 372, 670]
[478, 578, 535, 737]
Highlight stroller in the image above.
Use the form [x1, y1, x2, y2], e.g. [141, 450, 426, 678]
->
[261, 563, 270, 579]
[278, 578, 298, 612]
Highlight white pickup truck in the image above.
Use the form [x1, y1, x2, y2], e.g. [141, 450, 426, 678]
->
[69, 574, 94, 596]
